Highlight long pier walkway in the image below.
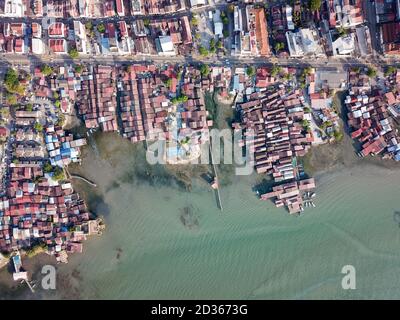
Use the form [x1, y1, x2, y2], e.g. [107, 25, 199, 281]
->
[64, 167, 97, 187]
[209, 139, 223, 211]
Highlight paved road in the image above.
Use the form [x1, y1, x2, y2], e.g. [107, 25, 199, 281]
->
[1, 53, 400, 71]
[364, 0, 382, 56]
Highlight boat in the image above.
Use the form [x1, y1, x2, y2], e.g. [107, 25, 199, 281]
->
[311, 201, 316, 208]
[310, 192, 316, 198]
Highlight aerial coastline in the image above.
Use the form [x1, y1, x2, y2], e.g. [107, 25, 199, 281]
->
[1, 0, 400, 299]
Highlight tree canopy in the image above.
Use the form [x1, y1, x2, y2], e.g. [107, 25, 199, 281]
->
[246, 66, 256, 77]
[40, 64, 53, 76]
[200, 64, 210, 77]
[309, 0, 322, 11]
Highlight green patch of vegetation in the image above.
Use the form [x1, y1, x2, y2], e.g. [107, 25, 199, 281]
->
[274, 42, 285, 52]
[68, 48, 79, 59]
[221, 11, 229, 25]
[191, 15, 199, 27]
[53, 166, 65, 181]
[198, 45, 209, 56]
[25, 243, 47, 258]
[164, 78, 172, 87]
[55, 100, 61, 108]
[34, 122, 43, 132]
[6, 93, 17, 105]
[366, 67, 377, 78]
[57, 114, 65, 127]
[246, 66, 256, 77]
[40, 64, 53, 76]
[337, 27, 348, 37]
[43, 162, 53, 173]
[309, 0, 322, 11]
[209, 38, 216, 54]
[200, 64, 210, 77]
[4, 68, 25, 95]
[384, 66, 397, 77]
[74, 64, 83, 73]
[85, 21, 93, 31]
[271, 65, 282, 77]
[97, 23, 106, 33]
[171, 95, 188, 105]
[333, 129, 343, 142]
[143, 18, 150, 27]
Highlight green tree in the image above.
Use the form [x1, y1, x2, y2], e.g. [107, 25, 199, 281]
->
[270, 65, 282, 77]
[143, 19, 150, 27]
[198, 45, 209, 56]
[43, 162, 53, 173]
[6, 93, 17, 105]
[246, 66, 256, 77]
[97, 23, 106, 33]
[200, 64, 210, 77]
[366, 67, 377, 78]
[164, 78, 172, 87]
[85, 21, 93, 31]
[34, 122, 43, 132]
[4, 68, 25, 95]
[55, 100, 61, 108]
[337, 26, 348, 37]
[191, 16, 199, 27]
[171, 95, 188, 104]
[74, 64, 83, 73]
[309, 0, 322, 11]
[68, 48, 79, 59]
[384, 66, 397, 76]
[26, 104, 33, 111]
[333, 129, 343, 141]
[53, 91, 59, 99]
[40, 64, 53, 76]
[275, 42, 285, 52]
[53, 166, 65, 181]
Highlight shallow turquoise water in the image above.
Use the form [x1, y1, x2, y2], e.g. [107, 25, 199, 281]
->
[48, 153, 400, 300]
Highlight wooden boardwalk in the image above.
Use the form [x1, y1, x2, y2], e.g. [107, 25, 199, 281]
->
[209, 139, 223, 211]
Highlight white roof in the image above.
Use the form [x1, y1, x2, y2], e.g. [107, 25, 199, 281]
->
[32, 38, 44, 54]
[159, 36, 174, 52]
[214, 22, 223, 36]
[190, 0, 206, 6]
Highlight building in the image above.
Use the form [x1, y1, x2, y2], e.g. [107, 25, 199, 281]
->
[131, 0, 142, 15]
[73, 20, 88, 54]
[331, 33, 355, 56]
[190, 0, 206, 7]
[2, 0, 24, 17]
[116, 0, 125, 16]
[286, 28, 324, 57]
[78, 0, 90, 17]
[157, 35, 175, 55]
[48, 22, 66, 38]
[213, 10, 224, 37]
[31, 38, 44, 54]
[49, 38, 67, 54]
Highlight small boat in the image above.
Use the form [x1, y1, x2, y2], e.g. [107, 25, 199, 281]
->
[311, 201, 316, 208]
[310, 192, 316, 198]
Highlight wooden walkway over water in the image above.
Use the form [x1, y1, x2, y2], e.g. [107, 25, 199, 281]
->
[209, 139, 223, 211]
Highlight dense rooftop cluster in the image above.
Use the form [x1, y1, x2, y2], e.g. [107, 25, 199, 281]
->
[346, 69, 400, 160]
[0, 0, 399, 58]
